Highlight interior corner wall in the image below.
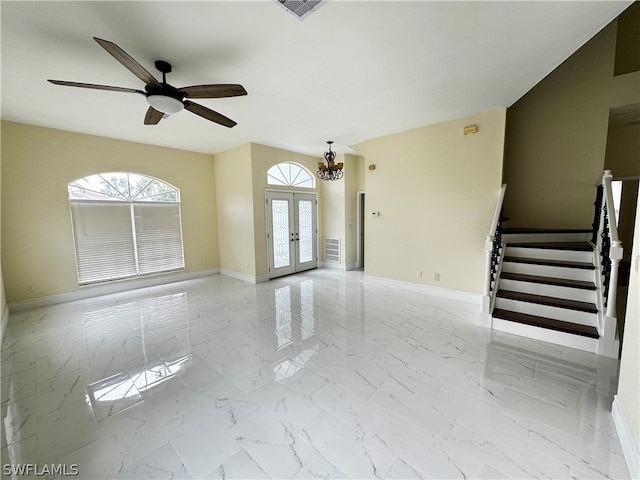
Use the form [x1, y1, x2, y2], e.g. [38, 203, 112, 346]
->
[249, 143, 321, 277]
[353, 108, 506, 294]
[213, 143, 256, 278]
[344, 154, 364, 268]
[605, 120, 640, 178]
[318, 153, 363, 269]
[503, 19, 640, 229]
[617, 190, 640, 460]
[320, 156, 346, 265]
[1, 121, 219, 304]
[0, 132, 7, 340]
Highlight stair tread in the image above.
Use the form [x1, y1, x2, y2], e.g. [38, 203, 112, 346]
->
[503, 228, 592, 234]
[507, 242, 593, 252]
[497, 290, 598, 313]
[493, 308, 599, 339]
[503, 256, 595, 270]
[500, 272, 596, 290]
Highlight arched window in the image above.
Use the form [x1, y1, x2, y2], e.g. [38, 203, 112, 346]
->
[68, 172, 184, 285]
[267, 162, 314, 188]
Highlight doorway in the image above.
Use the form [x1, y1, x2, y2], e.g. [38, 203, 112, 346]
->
[266, 191, 318, 278]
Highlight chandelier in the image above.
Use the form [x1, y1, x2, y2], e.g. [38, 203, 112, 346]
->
[317, 141, 344, 181]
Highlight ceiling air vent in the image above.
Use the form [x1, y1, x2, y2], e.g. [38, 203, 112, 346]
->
[274, 0, 329, 20]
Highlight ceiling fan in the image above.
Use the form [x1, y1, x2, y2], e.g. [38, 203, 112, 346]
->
[48, 37, 247, 128]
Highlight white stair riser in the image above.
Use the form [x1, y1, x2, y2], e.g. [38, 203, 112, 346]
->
[501, 262, 595, 282]
[502, 232, 591, 243]
[492, 318, 599, 353]
[498, 279, 595, 303]
[505, 246, 593, 263]
[494, 297, 597, 326]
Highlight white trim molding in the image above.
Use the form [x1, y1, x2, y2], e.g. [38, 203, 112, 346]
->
[319, 261, 346, 271]
[612, 395, 640, 480]
[364, 274, 483, 306]
[9, 268, 220, 311]
[220, 268, 269, 284]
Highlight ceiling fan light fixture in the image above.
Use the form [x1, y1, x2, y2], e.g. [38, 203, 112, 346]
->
[147, 94, 184, 114]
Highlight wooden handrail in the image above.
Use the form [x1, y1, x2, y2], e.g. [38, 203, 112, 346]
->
[484, 184, 507, 299]
[602, 171, 620, 243]
[488, 184, 507, 238]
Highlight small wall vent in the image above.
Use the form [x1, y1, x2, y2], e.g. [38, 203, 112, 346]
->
[274, 0, 329, 20]
[323, 237, 340, 263]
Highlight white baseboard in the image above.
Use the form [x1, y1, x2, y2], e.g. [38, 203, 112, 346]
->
[319, 261, 345, 270]
[612, 395, 640, 480]
[363, 274, 483, 306]
[8, 268, 220, 311]
[219, 268, 269, 284]
[1, 305, 9, 345]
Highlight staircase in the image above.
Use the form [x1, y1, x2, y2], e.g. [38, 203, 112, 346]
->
[490, 231, 618, 356]
[483, 173, 623, 358]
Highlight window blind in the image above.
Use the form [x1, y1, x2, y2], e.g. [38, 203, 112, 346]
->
[134, 203, 185, 275]
[70, 201, 185, 285]
[70, 202, 137, 284]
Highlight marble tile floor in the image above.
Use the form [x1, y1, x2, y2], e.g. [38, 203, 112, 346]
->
[0, 270, 630, 479]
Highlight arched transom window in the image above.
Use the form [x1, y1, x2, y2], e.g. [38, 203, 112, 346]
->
[267, 162, 314, 188]
[69, 172, 179, 202]
[68, 172, 184, 285]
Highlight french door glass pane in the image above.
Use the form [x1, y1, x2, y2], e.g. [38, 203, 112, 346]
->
[298, 200, 313, 263]
[272, 199, 291, 268]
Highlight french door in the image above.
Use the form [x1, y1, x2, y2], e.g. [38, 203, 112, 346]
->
[266, 191, 318, 278]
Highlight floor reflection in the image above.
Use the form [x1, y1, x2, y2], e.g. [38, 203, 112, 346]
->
[82, 292, 192, 415]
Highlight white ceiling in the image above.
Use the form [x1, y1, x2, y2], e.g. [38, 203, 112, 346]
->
[1, 1, 632, 157]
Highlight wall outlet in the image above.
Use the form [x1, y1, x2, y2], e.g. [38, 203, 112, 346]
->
[434, 272, 440, 281]
[416, 271, 422, 279]
[27, 284, 36, 292]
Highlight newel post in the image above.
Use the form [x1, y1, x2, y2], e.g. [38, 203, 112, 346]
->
[606, 241, 624, 317]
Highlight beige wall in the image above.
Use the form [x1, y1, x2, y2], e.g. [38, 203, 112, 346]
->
[618, 191, 640, 454]
[317, 153, 364, 268]
[1, 121, 219, 304]
[344, 154, 364, 267]
[214, 144, 255, 276]
[504, 20, 640, 228]
[353, 108, 506, 294]
[605, 118, 640, 178]
[213, 142, 321, 279]
[320, 156, 346, 264]
[1, 130, 6, 334]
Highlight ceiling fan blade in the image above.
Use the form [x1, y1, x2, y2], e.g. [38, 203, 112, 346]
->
[183, 100, 237, 128]
[93, 37, 161, 87]
[48, 79, 145, 95]
[144, 106, 164, 125]
[178, 84, 247, 99]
